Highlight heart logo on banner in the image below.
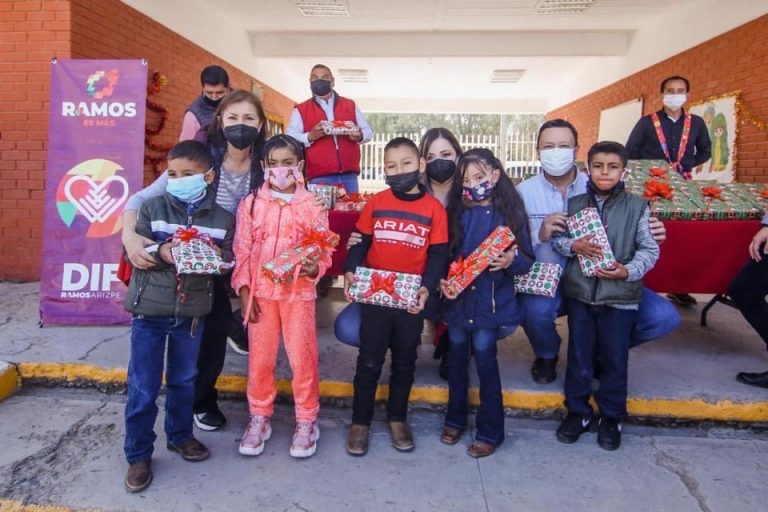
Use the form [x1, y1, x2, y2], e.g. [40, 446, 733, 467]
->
[63, 175, 130, 224]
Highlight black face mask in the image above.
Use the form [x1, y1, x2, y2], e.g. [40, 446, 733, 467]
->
[310, 79, 332, 97]
[202, 94, 222, 108]
[223, 124, 260, 150]
[385, 170, 421, 193]
[426, 158, 456, 184]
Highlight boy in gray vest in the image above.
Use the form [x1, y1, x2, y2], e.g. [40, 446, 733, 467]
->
[551, 141, 659, 451]
[122, 140, 234, 492]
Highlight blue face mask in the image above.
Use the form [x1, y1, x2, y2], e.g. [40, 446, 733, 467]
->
[462, 179, 494, 202]
[166, 172, 210, 202]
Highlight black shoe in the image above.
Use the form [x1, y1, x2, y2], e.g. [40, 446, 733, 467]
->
[193, 408, 227, 431]
[666, 293, 697, 306]
[736, 371, 768, 389]
[532, 357, 557, 384]
[597, 417, 622, 451]
[556, 413, 591, 444]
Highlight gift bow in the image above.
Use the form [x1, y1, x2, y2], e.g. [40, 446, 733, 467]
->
[643, 180, 674, 200]
[701, 186, 724, 201]
[173, 227, 213, 245]
[361, 272, 402, 302]
[446, 256, 484, 281]
[302, 229, 340, 250]
[649, 167, 668, 178]
[760, 189, 768, 198]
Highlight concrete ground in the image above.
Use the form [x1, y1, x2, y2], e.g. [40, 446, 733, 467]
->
[2, 281, 768, 511]
[2, 281, 768, 420]
[1, 388, 768, 512]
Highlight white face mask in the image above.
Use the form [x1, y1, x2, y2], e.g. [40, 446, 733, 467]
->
[663, 93, 687, 111]
[539, 147, 575, 177]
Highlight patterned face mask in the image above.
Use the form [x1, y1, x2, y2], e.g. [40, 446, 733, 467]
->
[265, 166, 303, 190]
[462, 179, 494, 202]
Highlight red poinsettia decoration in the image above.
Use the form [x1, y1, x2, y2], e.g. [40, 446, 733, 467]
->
[643, 179, 674, 200]
[701, 185, 724, 201]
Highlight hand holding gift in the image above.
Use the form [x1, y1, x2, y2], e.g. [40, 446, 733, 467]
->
[347, 267, 422, 311]
[262, 227, 340, 283]
[565, 208, 617, 277]
[443, 226, 515, 297]
[169, 227, 231, 276]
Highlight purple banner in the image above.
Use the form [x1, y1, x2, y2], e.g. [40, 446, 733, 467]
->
[40, 59, 147, 325]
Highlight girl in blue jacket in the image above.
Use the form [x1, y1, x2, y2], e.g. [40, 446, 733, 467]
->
[439, 148, 534, 458]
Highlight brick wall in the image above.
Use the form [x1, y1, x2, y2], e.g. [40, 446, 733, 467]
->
[0, 0, 295, 281]
[547, 14, 768, 183]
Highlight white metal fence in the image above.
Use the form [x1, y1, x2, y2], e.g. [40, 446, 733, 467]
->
[359, 131, 540, 190]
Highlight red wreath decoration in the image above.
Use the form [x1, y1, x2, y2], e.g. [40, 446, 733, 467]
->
[144, 71, 172, 176]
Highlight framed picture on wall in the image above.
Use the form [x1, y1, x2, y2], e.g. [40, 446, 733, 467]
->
[689, 91, 738, 183]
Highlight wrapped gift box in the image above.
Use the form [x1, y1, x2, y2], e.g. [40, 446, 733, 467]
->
[171, 238, 228, 275]
[321, 120, 357, 136]
[626, 159, 683, 182]
[514, 262, 563, 298]
[262, 229, 340, 283]
[566, 207, 617, 277]
[444, 226, 515, 297]
[333, 192, 369, 212]
[307, 184, 339, 209]
[348, 267, 422, 310]
[693, 184, 764, 221]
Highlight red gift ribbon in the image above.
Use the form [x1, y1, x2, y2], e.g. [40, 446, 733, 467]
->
[701, 185, 724, 201]
[760, 189, 768, 198]
[172, 226, 213, 245]
[643, 179, 674, 200]
[338, 192, 367, 203]
[361, 272, 402, 302]
[446, 256, 484, 281]
[649, 167, 668, 178]
[301, 229, 340, 250]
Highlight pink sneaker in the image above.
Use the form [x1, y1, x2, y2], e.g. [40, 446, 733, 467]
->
[289, 421, 320, 458]
[238, 415, 271, 456]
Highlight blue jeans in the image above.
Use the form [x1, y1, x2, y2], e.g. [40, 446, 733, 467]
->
[309, 173, 359, 194]
[334, 302, 361, 347]
[565, 301, 636, 419]
[445, 326, 504, 445]
[124, 315, 203, 464]
[520, 287, 680, 359]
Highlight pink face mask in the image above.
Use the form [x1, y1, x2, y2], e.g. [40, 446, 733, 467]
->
[266, 166, 302, 190]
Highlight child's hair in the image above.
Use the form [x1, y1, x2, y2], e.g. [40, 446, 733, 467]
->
[263, 134, 306, 165]
[447, 148, 532, 259]
[384, 136, 420, 158]
[200, 65, 229, 87]
[587, 141, 629, 168]
[660, 75, 690, 93]
[536, 118, 579, 148]
[167, 140, 212, 169]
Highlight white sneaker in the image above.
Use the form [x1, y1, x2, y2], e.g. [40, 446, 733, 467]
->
[289, 421, 320, 458]
[238, 415, 271, 456]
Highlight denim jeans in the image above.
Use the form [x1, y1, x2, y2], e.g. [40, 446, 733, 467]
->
[728, 256, 768, 350]
[334, 302, 361, 347]
[520, 287, 680, 358]
[564, 300, 637, 419]
[309, 173, 359, 194]
[445, 326, 505, 445]
[352, 304, 422, 425]
[124, 315, 203, 464]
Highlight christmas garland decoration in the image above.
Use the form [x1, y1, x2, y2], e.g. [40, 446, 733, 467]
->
[144, 71, 171, 175]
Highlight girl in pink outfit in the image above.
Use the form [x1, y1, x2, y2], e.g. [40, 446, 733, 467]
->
[231, 134, 333, 458]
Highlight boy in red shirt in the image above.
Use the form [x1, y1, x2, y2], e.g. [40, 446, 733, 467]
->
[343, 137, 449, 456]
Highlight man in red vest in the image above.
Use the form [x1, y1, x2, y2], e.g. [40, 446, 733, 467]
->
[287, 64, 372, 193]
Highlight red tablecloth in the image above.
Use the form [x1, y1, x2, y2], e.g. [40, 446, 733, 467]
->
[644, 220, 759, 294]
[328, 210, 360, 276]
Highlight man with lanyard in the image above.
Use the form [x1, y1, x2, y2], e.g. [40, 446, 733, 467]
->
[626, 75, 711, 306]
[517, 119, 679, 384]
[287, 64, 373, 194]
[179, 65, 230, 141]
